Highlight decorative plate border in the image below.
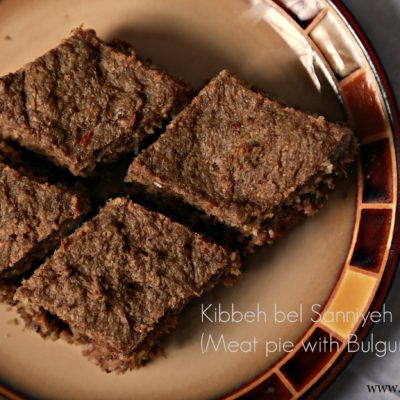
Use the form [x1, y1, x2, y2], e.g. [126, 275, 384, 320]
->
[225, 0, 400, 399]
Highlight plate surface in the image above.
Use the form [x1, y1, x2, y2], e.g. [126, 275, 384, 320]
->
[0, 0, 398, 399]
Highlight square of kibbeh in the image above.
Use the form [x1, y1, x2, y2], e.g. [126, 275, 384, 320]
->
[0, 163, 90, 282]
[15, 198, 241, 372]
[126, 69, 357, 245]
[0, 28, 190, 176]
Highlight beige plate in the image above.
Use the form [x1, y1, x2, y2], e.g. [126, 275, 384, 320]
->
[1, 0, 396, 399]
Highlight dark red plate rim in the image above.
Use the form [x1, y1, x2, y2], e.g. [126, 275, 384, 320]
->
[304, 1, 400, 398]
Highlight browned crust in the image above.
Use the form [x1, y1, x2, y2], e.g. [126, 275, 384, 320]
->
[15, 198, 241, 372]
[0, 28, 191, 176]
[0, 163, 91, 280]
[126, 69, 358, 245]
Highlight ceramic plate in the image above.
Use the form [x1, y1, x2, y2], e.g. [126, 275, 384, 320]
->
[0, 0, 398, 399]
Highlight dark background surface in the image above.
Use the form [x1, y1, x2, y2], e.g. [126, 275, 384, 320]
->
[323, 1, 400, 399]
